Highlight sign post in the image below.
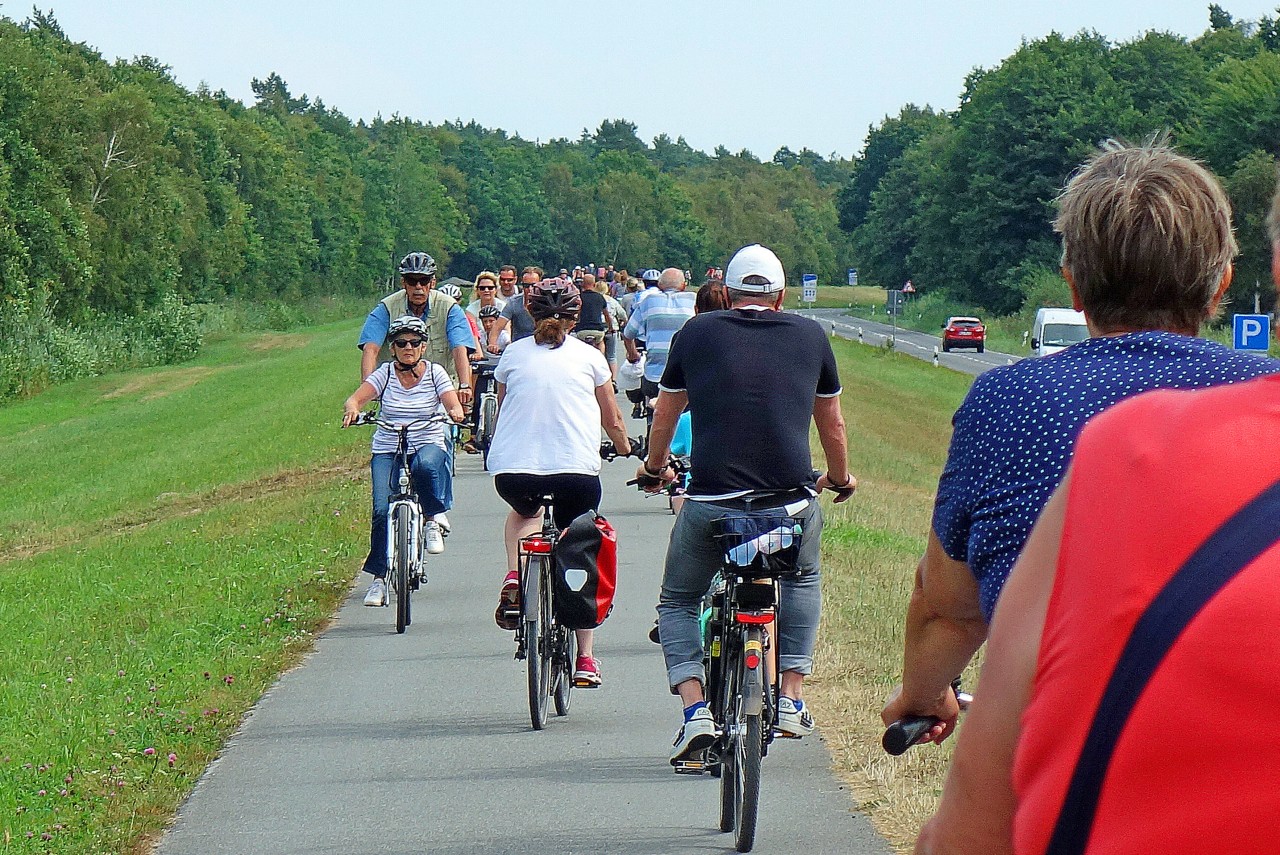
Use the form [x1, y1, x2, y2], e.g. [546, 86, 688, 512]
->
[802, 274, 818, 305]
[847, 268, 858, 287]
[1234, 313, 1271, 352]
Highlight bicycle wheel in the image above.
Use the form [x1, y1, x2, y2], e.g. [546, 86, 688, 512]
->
[392, 504, 412, 634]
[553, 625, 575, 716]
[719, 641, 740, 833]
[733, 629, 765, 852]
[480, 394, 498, 447]
[524, 556, 551, 730]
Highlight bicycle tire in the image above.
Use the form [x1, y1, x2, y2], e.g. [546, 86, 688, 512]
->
[393, 504, 412, 634]
[733, 627, 765, 852]
[554, 625, 575, 716]
[480, 394, 498, 448]
[525, 555, 551, 730]
[719, 641, 739, 833]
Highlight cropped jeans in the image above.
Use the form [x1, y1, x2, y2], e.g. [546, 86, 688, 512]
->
[362, 444, 451, 579]
[656, 496, 823, 690]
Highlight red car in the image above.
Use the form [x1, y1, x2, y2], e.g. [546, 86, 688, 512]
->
[941, 316, 986, 353]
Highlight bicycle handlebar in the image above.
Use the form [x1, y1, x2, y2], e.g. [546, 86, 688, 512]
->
[600, 436, 648, 462]
[626, 455, 691, 488]
[882, 685, 973, 755]
[347, 411, 458, 429]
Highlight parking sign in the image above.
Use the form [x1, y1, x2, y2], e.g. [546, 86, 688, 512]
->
[802, 274, 818, 303]
[847, 268, 858, 286]
[1233, 314, 1270, 351]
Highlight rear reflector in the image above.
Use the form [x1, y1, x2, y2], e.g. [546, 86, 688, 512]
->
[522, 539, 553, 554]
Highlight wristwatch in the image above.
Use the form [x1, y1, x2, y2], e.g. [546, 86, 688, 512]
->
[644, 461, 667, 477]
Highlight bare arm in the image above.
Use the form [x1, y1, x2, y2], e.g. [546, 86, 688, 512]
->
[915, 474, 1067, 855]
[881, 532, 988, 742]
[343, 379, 378, 426]
[637, 390, 686, 489]
[451, 345, 473, 405]
[489, 318, 510, 352]
[360, 343, 380, 382]
[812, 394, 855, 500]
[439, 389, 466, 425]
[594, 383, 630, 455]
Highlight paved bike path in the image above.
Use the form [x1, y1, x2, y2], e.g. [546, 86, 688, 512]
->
[156, 429, 892, 854]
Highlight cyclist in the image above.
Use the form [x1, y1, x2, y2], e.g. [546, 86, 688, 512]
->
[573, 272, 610, 354]
[343, 316, 466, 607]
[467, 271, 507, 317]
[496, 264, 521, 300]
[880, 141, 1280, 748]
[487, 279, 632, 688]
[488, 266, 541, 352]
[639, 244, 855, 763]
[623, 268, 696, 422]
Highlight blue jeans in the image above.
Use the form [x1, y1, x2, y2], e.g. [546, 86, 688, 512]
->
[656, 497, 823, 689]
[362, 445, 451, 578]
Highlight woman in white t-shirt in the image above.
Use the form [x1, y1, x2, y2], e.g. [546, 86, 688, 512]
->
[488, 279, 631, 688]
[343, 316, 466, 608]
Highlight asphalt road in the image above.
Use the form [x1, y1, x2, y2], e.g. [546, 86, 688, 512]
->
[797, 308, 1018, 376]
[155, 414, 892, 855]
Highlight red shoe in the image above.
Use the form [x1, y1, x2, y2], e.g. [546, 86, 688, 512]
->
[494, 571, 520, 631]
[573, 655, 602, 688]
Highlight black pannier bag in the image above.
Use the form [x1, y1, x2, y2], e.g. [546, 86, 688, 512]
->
[552, 511, 618, 629]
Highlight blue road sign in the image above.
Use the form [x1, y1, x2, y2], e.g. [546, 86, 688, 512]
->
[1234, 314, 1270, 351]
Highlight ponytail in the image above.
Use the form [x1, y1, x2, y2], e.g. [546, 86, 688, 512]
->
[534, 317, 572, 348]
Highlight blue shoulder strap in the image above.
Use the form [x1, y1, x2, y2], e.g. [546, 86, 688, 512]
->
[1047, 477, 1280, 854]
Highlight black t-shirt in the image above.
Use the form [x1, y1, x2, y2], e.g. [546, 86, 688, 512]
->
[577, 290, 607, 332]
[660, 309, 841, 497]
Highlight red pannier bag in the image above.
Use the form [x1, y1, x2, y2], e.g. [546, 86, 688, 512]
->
[552, 511, 618, 629]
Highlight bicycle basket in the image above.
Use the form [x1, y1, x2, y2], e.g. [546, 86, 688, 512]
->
[711, 514, 803, 576]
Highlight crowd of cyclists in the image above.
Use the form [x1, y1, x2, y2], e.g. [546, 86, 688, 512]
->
[341, 136, 1280, 852]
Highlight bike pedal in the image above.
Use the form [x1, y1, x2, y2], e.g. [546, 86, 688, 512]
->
[572, 678, 601, 689]
[772, 729, 804, 739]
[673, 758, 707, 776]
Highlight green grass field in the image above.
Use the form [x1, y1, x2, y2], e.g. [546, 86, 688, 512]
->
[0, 319, 970, 853]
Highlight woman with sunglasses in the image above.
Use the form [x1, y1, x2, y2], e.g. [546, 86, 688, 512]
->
[343, 316, 466, 607]
[467, 271, 507, 317]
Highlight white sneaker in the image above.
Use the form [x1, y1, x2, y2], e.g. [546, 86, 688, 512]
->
[670, 707, 717, 764]
[424, 520, 445, 555]
[363, 577, 387, 607]
[433, 513, 450, 537]
[776, 696, 814, 737]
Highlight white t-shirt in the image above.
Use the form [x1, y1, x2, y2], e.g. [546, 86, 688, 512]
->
[478, 326, 511, 358]
[467, 297, 507, 316]
[487, 335, 612, 476]
[362, 362, 454, 454]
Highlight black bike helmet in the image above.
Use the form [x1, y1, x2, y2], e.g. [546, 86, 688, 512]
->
[387, 315, 428, 340]
[398, 251, 437, 277]
[478, 305, 501, 320]
[526, 278, 582, 321]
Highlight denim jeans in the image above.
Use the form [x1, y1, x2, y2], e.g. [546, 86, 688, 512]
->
[656, 497, 823, 689]
[362, 444, 451, 578]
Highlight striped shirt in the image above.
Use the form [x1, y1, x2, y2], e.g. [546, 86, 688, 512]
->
[623, 289, 696, 382]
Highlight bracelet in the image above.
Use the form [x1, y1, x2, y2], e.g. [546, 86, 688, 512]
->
[458, 384, 471, 390]
[644, 462, 667, 477]
[828, 472, 853, 489]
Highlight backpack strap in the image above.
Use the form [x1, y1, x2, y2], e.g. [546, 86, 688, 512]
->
[1047, 477, 1280, 855]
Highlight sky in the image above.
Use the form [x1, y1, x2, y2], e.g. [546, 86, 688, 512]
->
[21, 1, 1280, 159]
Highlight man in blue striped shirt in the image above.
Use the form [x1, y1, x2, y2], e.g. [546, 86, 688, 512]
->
[623, 268, 697, 408]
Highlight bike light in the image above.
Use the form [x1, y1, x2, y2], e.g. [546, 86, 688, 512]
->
[734, 611, 775, 625]
[745, 651, 761, 670]
[522, 538, 553, 554]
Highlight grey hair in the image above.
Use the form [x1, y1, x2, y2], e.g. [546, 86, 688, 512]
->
[1054, 138, 1236, 334]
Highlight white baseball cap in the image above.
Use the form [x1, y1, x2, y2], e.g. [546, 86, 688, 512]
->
[724, 244, 785, 293]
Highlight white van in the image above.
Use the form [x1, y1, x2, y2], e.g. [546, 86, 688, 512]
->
[1030, 308, 1089, 357]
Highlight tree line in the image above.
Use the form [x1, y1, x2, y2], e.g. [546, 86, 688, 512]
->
[3, 6, 1280, 400]
[838, 4, 1280, 314]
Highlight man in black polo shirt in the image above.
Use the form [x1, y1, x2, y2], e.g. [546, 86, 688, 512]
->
[638, 243, 856, 764]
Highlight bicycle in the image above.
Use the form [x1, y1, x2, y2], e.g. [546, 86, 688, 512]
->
[471, 358, 500, 470]
[506, 438, 645, 730]
[350, 411, 454, 634]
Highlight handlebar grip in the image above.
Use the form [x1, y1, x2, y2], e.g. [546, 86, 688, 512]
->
[882, 716, 939, 756]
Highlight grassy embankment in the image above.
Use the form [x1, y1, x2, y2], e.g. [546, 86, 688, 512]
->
[0, 318, 971, 853]
[0, 323, 375, 853]
[806, 341, 974, 852]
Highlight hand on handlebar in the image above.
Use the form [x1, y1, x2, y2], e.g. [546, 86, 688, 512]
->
[880, 681, 968, 753]
[633, 462, 675, 494]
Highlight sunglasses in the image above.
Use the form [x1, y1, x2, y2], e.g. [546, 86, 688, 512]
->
[403, 276, 432, 286]
[392, 338, 425, 348]
[498, 277, 516, 284]
[477, 284, 496, 291]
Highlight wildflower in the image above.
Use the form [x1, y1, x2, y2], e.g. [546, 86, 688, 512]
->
[118, 670, 125, 677]
[168, 753, 177, 767]
[37, 790, 45, 796]
[59, 789, 67, 797]
[107, 729, 115, 737]
[223, 675, 234, 686]
[142, 748, 155, 757]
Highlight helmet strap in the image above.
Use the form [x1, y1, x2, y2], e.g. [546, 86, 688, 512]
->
[394, 359, 422, 378]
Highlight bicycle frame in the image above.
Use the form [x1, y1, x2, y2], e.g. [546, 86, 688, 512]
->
[514, 498, 575, 730]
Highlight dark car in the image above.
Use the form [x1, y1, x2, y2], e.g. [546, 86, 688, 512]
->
[941, 316, 986, 353]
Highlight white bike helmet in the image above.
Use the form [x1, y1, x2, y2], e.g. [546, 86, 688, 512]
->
[437, 282, 463, 301]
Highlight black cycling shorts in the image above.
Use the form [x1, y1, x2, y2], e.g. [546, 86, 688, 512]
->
[494, 473, 602, 530]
